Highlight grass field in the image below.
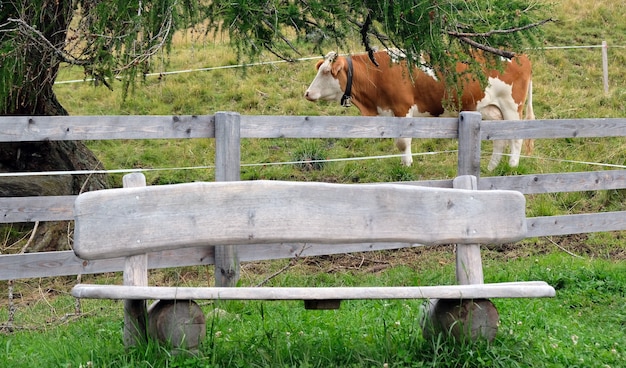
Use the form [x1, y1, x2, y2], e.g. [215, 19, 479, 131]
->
[2, 0, 626, 367]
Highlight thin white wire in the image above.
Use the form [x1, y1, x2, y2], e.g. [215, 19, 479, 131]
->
[54, 55, 324, 85]
[493, 153, 626, 169]
[2, 149, 625, 177]
[55, 44, 626, 85]
[0, 150, 456, 177]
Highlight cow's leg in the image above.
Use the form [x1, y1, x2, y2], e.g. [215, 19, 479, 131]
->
[394, 105, 431, 167]
[481, 105, 506, 171]
[395, 138, 413, 166]
[500, 108, 524, 169]
[508, 139, 524, 168]
[488, 140, 507, 171]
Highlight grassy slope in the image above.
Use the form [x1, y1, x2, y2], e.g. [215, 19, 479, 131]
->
[2, 1, 626, 367]
[51, 2, 626, 187]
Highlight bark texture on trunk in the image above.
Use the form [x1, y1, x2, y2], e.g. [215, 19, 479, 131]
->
[1, 0, 109, 252]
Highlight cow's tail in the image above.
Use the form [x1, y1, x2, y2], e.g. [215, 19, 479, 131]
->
[523, 80, 535, 155]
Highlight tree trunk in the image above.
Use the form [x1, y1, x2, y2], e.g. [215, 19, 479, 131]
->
[0, 141, 109, 252]
[1, 0, 109, 252]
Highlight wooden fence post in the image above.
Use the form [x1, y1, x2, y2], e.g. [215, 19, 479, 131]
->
[424, 112, 498, 342]
[214, 112, 241, 287]
[455, 111, 485, 286]
[457, 111, 482, 178]
[602, 41, 609, 94]
[122, 173, 148, 347]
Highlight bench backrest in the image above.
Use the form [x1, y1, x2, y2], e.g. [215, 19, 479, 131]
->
[73, 180, 527, 260]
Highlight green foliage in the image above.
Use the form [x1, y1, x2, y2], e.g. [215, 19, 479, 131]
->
[74, 0, 194, 98]
[0, 0, 73, 114]
[206, 0, 549, 87]
[1, 0, 551, 113]
[0, 0, 204, 113]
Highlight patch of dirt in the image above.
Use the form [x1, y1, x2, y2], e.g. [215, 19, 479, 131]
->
[241, 234, 626, 281]
[294, 246, 455, 274]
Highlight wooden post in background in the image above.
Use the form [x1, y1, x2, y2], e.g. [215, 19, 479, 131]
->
[424, 112, 498, 342]
[455, 111, 484, 285]
[122, 173, 148, 347]
[453, 175, 484, 285]
[214, 112, 241, 287]
[602, 41, 609, 95]
[457, 111, 482, 179]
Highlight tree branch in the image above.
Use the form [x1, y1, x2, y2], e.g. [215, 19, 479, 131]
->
[457, 36, 516, 59]
[359, 10, 379, 66]
[447, 18, 554, 38]
[7, 18, 91, 66]
[448, 18, 553, 59]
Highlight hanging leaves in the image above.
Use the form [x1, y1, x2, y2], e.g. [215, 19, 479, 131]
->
[1, 0, 551, 107]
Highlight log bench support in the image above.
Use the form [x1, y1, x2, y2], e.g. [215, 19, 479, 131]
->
[71, 173, 555, 349]
[425, 174, 499, 341]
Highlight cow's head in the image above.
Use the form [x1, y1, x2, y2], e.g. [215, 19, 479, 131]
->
[304, 52, 345, 102]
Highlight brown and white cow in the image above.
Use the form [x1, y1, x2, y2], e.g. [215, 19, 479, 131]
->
[304, 50, 534, 170]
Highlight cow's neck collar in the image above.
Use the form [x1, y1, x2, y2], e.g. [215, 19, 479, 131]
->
[340, 56, 353, 107]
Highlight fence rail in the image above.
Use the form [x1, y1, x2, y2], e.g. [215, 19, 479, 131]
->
[1, 112, 626, 282]
[4, 115, 626, 142]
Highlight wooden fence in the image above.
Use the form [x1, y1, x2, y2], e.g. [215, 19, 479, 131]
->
[1, 111, 626, 284]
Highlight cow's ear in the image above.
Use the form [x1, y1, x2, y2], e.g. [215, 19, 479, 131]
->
[315, 60, 324, 70]
[331, 60, 343, 76]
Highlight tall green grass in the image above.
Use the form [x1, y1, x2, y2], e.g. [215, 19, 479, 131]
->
[2, 253, 625, 367]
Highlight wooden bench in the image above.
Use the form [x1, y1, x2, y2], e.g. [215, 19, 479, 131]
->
[71, 173, 555, 349]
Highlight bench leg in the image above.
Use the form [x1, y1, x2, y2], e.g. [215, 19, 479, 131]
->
[424, 175, 498, 341]
[147, 300, 206, 354]
[121, 173, 150, 348]
[124, 300, 147, 347]
[422, 298, 499, 342]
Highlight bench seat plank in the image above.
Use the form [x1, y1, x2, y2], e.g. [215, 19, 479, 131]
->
[74, 180, 527, 260]
[72, 281, 555, 300]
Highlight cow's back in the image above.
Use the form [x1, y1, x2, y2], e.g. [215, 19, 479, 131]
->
[455, 54, 532, 118]
[350, 51, 446, 117]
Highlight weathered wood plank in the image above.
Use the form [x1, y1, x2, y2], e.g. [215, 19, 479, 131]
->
[482, 118, 626, 140]
[6, 209, 626, 281]
[0, 114, 459, 142]
[73, 180, 527, 260]
[0, 115, 215, 142]
[0, 115, 625, 142]
[121, 173, 149, 347]
[0, 248, 211, 281]
[526, 211, 626, 238]
[240, 115, 459, 138]
[0, 196, 75, 223]
[214, 112, 242, 287]
[5, 170, 626, 224]
[480, 170, 626, 194]
[457, 112, 482, 178]
[453, 175, 484, 285]
[71, 281, 556, 300]
[0, 242, 426, 281]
